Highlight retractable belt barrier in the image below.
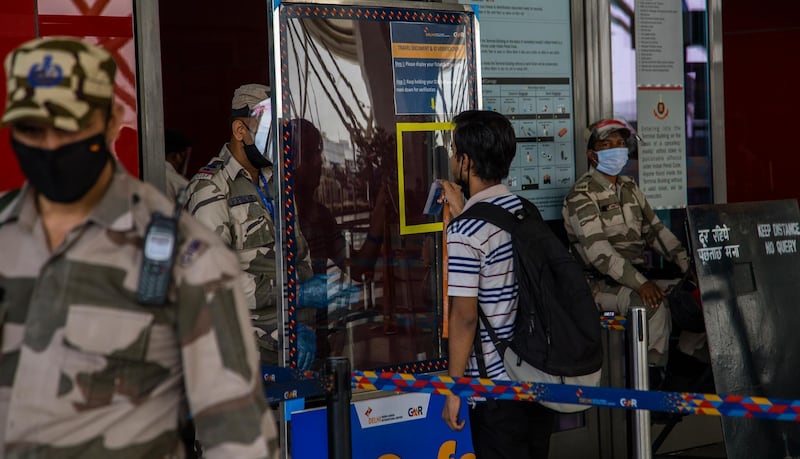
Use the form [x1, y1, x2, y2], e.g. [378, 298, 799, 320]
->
[265, 314, 641, 402]
[600, 313, 627, 330]
[352, 371, 800, 423]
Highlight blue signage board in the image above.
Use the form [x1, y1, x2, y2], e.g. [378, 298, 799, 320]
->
[391, 22, 469, 115]
[292, 393, 475, 458]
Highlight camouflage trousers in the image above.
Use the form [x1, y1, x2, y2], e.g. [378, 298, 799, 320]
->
[591, 278, 706, 367]
[250, 308, 316, 365]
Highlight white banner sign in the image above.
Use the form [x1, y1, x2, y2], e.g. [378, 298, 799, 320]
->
[354, 393, 431, 429]
[635, 0, 684, 86]
[637, 88, 687, 208]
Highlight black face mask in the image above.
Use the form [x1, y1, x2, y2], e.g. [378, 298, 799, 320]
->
[243, 141, 272, 169]
[12, 133, 111, 203]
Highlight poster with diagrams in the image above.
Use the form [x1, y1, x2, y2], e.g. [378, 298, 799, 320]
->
[459, 0, 577, 219]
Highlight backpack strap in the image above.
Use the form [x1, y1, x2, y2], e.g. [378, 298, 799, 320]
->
[473, 324, 488, 378]
[477, 308, 507, 350]
[473, 308, 509, 379]
[453, 197, 543, 235]
[456, 196, 538, 378]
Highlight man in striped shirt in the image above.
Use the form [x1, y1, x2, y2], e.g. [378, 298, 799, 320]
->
[440, 110, 555, 458]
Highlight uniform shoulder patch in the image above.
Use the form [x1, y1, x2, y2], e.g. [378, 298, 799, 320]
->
[573, 179, 590, 193]
[192, 173, 214, 181]
[179, 239, 208, 266]
[618, 175, 636, 186]
[191, 160, 224, 181]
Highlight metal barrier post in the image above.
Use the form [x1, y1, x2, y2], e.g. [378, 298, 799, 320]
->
[326, 356, 352, 459]
[629, 306, 652, 459]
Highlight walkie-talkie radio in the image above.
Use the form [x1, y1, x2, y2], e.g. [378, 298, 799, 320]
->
[136, 189, 186, 305]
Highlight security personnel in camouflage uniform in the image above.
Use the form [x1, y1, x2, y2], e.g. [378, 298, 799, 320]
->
[0, 38, 274, 457]
[562, 119, 703, 366]
[185, 84, 316, 367]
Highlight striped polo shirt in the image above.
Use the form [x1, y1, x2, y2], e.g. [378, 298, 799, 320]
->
[447, 184, 522, 380]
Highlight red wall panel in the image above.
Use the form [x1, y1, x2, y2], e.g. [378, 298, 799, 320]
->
[723, 2, 800, 202]
[0, 0, 140, 193]
[0, 0, 36, 192]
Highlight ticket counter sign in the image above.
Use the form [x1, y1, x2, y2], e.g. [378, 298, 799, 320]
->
[291, 393, 475, 458]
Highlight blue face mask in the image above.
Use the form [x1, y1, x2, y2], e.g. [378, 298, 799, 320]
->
[595, 147, 629, 176]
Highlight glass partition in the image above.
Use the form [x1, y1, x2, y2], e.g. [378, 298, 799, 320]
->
[276, 1, 477, 374]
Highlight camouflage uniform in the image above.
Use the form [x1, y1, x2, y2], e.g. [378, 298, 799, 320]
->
[562, 168, 691, 364]
[185, 145, 313, 363]
[0, 166, 273, 458]
[0, 37, 273, 458]
[165, 161, 188, 202]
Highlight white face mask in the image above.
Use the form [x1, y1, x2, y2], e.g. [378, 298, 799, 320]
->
[595, 147, 629, 176]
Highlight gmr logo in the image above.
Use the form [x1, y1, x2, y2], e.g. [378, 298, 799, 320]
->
[408, 406, 424, 417]
[619, 398, 638, 408]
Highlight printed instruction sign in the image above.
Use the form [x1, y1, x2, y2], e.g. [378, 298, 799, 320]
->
[636, 88, 687, 208]
[391, 22, 468, 115]
[635, 0, 684, 86]
[635, 0, 687, 209]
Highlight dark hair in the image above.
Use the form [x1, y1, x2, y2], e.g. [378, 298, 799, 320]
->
[165, 128, 191, 155]
[452, 110, 516, 182]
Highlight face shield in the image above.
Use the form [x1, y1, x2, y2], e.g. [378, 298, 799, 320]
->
[242, 98, 275, 168]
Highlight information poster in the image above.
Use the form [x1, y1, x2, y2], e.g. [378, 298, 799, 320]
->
[391, 22, 468, 115]
[459, 0, 576, 220]
[635, 0, 687, 209]
[636, 88, 687, 207]
[634, 0, 684, 86]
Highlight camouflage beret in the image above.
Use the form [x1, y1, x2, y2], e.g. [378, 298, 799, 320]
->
[231, 84, 270, 112]
[1, 36, 117, 132]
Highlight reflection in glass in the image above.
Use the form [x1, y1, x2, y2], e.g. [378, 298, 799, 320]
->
[281, 7, 475, 370]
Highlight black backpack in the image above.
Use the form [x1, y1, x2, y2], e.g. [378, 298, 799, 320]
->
[453, 197, 602, 377]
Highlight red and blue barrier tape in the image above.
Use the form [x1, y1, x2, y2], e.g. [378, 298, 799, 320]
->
[352, 370, 800, 422]
[600, 313, 626, 330]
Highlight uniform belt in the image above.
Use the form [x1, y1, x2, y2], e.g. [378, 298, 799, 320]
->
[585, 264, 652, 286]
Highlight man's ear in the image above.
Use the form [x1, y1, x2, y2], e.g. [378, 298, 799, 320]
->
[231, 119, 246, 141]
[460, 154, 471, 175]
[105, 102, 124, 149]
[586, 149, 598, 166]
